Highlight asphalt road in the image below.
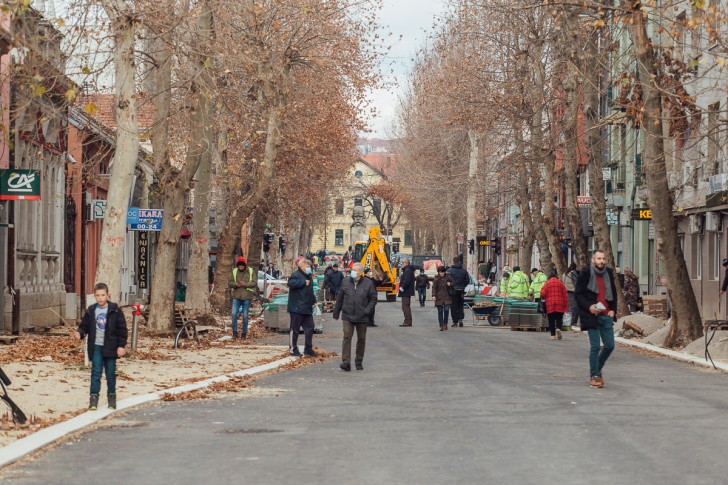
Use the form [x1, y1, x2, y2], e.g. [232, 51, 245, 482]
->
[3, 301, 728, 484]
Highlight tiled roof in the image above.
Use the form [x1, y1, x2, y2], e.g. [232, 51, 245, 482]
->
[360, 152, 397, 176]
[77, 93, 156, 131]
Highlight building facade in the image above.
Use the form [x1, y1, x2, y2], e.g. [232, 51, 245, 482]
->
[310, 158, 413, 256]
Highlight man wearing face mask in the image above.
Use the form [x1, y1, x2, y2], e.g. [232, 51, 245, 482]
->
[333, 262, 377, 371]
[287, 259, 319, 357]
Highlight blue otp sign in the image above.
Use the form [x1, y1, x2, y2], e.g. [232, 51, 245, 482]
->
[127, 208, 164, 231]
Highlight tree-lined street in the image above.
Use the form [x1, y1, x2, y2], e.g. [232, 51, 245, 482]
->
[4, 303, 728, 484]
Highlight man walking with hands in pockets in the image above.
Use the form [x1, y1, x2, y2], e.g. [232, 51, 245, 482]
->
[333, 262, 377, 371]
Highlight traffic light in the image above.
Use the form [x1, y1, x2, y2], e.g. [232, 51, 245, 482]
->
[392, 242, 400, 254]
[492, 238, 501, 256]
[468, 239, 475, 255]
[279, 236, 287, 255]
[263, 232, 274, 253]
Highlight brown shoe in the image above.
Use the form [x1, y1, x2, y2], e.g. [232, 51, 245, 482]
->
[598, 374, 604, 386]
[590, 376, 604, 388]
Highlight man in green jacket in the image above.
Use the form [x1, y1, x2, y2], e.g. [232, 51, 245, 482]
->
[529, 268, 547, 301]
[499, 266, 512, 296]
[228, 256, 258, 339]
[508, 266, 530, 300]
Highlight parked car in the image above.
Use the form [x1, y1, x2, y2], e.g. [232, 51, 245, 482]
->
[463, 273, 483, 304]
[258, 271, 288, 299]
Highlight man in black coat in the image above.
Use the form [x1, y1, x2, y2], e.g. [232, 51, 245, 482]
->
[575, 250, 618, 389]
[447, 256, 470, 327]
[324, 263, 344, 301]
[399, 259, 415, 327]
[333, 262, 377, 371]
[287, 259, 318, 357]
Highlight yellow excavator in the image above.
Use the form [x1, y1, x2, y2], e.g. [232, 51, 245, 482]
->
[353, 227, 398, 301]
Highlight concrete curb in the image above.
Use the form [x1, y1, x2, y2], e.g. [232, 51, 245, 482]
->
[0, 356, 297, 469]
[614, 336, 728, 372]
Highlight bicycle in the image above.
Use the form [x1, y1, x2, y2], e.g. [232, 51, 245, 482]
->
[173, 295, 269, 349]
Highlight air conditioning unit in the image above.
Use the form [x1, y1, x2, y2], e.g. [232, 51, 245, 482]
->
[705, 211, 721, 232]
[84, 204, 95, 223]
[688, 214, 703, 235]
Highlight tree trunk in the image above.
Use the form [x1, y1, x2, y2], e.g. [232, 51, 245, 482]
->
[185, 145, 213, 313]
[582, 23, 629, 317]
[530, 95, 565, 275]
[94, 1, 139, 302]
[627, 2, 703, 346]
[209, 218, 242, 311]
[210, 73, 287, 306]
[466, 129, 479, 275]
[557, 6, 589, 268]
[147, 2, 215, 331]
[514, 122, 536, 272]
[247, 209, 266, 267]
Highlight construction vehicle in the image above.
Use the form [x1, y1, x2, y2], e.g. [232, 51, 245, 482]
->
[353, 227, 398, 301]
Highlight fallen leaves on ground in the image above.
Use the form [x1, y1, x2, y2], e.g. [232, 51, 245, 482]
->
[160, 389, 210, 401]
[208, 375, 256, 393]
[276, 348, 339, 371]
[0, 336, 84, 365]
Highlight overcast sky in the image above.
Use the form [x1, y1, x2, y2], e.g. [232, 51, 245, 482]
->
[364, 0, 448, 138]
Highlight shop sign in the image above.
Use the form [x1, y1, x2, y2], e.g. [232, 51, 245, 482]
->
[127, 208, 164, 231]
[0, 169, 41, 200]
[137, 231, 149, 289]
[631, 208, 652, 220]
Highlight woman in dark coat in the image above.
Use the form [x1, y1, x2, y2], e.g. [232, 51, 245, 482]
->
[432, 266, 455, 331]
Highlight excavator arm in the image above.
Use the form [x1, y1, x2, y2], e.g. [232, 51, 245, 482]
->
[359, 227, 398, 297]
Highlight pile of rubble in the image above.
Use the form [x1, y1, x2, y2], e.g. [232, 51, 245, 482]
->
[617, 313, 667, 340]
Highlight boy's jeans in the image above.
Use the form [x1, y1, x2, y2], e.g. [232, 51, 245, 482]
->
[90, 345, 116, 395]
[587, 315, 615, 377]
[232, 298, 252, 336]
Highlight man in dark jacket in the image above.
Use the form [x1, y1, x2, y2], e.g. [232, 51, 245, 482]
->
[324, 263, 344, 301]
[334, 262, 377, 371]
[415, 269, 431, 307]
[575, 250, 618, 389]
[74, 283, 128, 410]
[287, 259, 318, 357]
[398, 259, 416, 327]
[447, 256, 470, 327]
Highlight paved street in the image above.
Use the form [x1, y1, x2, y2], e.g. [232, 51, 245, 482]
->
[3, 302, 728, 484]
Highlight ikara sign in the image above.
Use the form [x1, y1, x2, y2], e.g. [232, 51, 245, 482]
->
[0, 169, 41, 200]
[127, 208, 164, 231]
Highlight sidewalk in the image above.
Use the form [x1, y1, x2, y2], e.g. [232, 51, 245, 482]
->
[0, 320, 289, 448]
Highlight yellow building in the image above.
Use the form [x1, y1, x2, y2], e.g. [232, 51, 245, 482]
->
[310, 158, 413, 255]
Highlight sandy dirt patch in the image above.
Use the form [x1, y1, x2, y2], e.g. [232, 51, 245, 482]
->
[0, 320, 289, 447]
